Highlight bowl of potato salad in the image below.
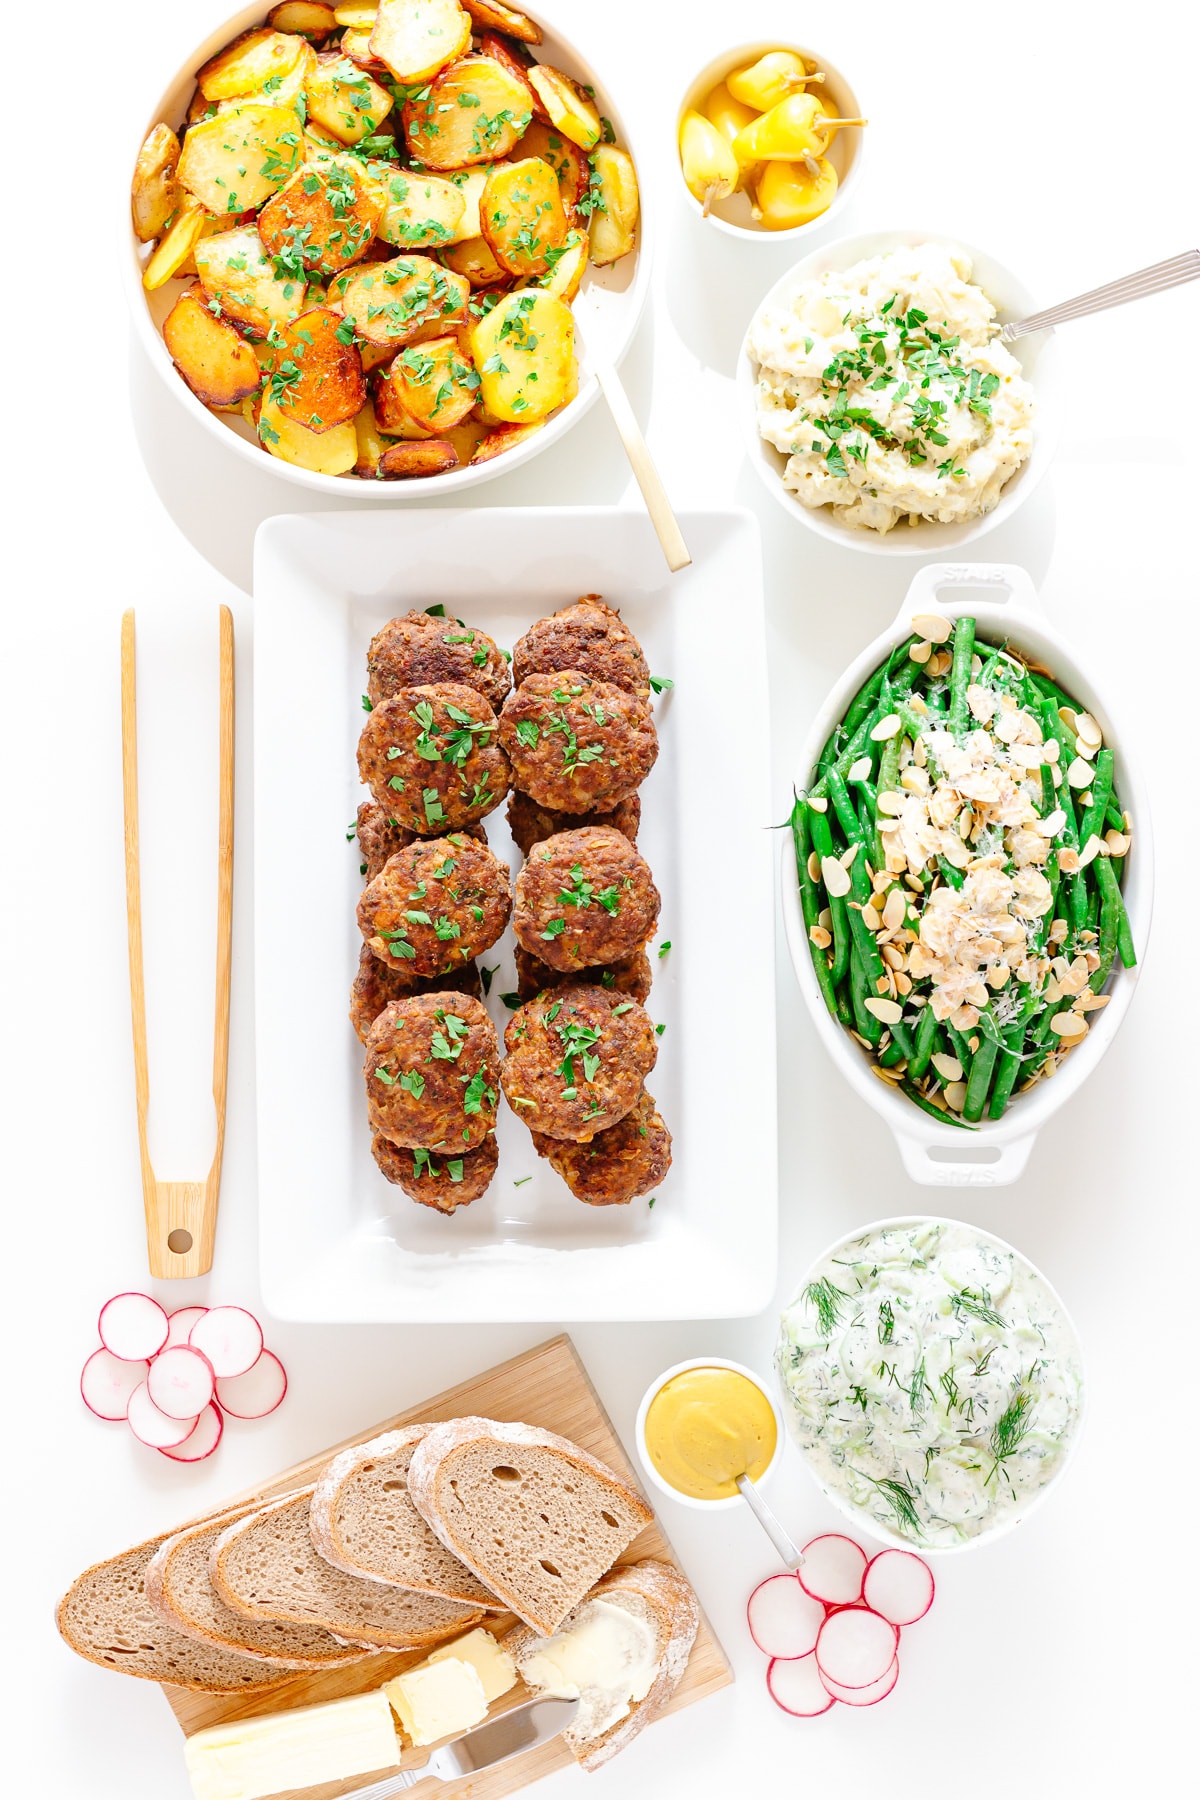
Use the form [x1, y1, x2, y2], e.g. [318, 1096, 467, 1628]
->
[126, 1, 650, 493]
[738, 230, 1061, 552]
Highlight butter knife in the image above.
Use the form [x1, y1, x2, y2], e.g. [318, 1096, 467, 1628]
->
[338, 1696, 579, 1797]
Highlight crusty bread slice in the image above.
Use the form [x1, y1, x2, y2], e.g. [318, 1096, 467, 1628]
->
[406, 1417, 654, 1635]
[209, 1487, 485, 1650]
[56, 1534, 295, 1693]
[309, 1424, 497, 1607]
[506, 1560, 700, 1771]
[146, 1504, 370, 1670]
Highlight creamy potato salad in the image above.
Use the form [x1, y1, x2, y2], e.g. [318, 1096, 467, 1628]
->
[748, 244, 1035, 533]
[777, 1221, 1083, 1547]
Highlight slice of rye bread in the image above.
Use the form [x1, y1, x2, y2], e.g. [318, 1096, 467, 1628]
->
[506, 1560, 700, 1771]
[209, 1487, 486, 1650]
[146, 1503, 371, 1670]
[309, 1424, 497, 1608]
[406, 1417, 654, 1635]
[56, 1535, 297, 1693]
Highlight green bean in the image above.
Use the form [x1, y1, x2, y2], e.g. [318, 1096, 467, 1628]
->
[1105, 795, 1126, 834]
[808, 805, 851, 987]
[879, 1040, 907, 1068]
[1094, 853, 1136, 968]
[1084, 882, 1100, 934]
[827, 771, 916, 1060]
[874, 732, 902, 867]
[944, 1021, 973, 1069]
[962, 1012, 1001, 1122]
[907, 1001, 939, 1081]
[1027, 669, 1075, 711]
[1042, 703, 1088, 933]
[937, 856, 964, 891]
[849, 938, 882, 1044]
[988, 1018, 1030, 1119]
[1089, 897, 1119, 994]
[842, 663, 887, 738]
[899, 1081, 977, 1129]
[948, 617, 976, 734]
[791, 798, 842, 1022]
[1078, 748, 1114, 849]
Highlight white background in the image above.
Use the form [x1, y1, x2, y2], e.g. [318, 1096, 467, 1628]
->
[4, 1, 1197, 1795]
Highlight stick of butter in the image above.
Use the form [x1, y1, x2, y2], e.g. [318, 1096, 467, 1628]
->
[384, 1658, 488, 1747]
[426, 1628, 519, 1705]
[184, 1692, 400, 1800]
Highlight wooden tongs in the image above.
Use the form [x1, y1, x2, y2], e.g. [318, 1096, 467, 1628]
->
[120, 608, 234, 1278]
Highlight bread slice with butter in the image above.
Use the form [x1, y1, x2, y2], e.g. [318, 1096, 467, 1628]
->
[406, 1417, 654, 1635]
[209, 1487, 486, 1650]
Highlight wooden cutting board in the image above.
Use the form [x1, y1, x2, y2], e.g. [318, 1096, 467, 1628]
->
[163, 1335, 732, 1797]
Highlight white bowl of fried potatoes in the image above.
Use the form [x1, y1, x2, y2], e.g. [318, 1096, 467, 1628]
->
[127, 1, 648, 491]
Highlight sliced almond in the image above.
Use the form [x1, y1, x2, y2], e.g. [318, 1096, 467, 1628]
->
[894, 971, 913, 996]
[871, 1062, 906, 1084]
[877, 790, 905, 816]
[809, 924, 832, 949]
[1077, 834, 1103, 869]
[818, 906, 832, 929]
[931, 1052, 963, 1083]
[864, 997, 904, 1025]
[912, 612, 952, 644]
[943, 1080, 967, 1111]
[808, 795, 828, 813]
[986, 964, 1010, 989]
[1066, 757, 1092, 788]
[1043, 736, 1060, 764]
[1039, 808, 1066, 837]
[882, 887, 907, 933]
[1057, 705, 1078, 737]
[1077, 991, 1111, 1012]
[880, 942, 905, 970]
[1105, 830, 1131, 856]
[1056, 847, 1081, 874]
[1050, 1011, 1089, 1038]
[870, 713, 902, 742]
[1075, 710, 1102, 748]
[821, 855, 851, 898]
[807, 850, 821, 883]
[858, 905, 881, 933]
[847, 755, 873, 782]
[909, 640, 932, 664]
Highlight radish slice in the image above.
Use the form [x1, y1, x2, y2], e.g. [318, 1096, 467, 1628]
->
[147, 1346, 215, 1420]
[98, 1292, 168, 1362]
[160, 1402, 224, 1463]
[80, 1349, 149, 1421]
[127, 1382, 198, 1449]
[767, 1655, 836, 1717]
[863, 1549, 936, 1626]
[215, 1349, 287, 1419]
[798, 1533, 868, 1606]
[815, 1607, 899, 1689]
[820, 1657, 900, 1707]
[747, 1574, 826, 1660]
[188, 1307, 263, 1378]
[164, 1305, 208, 1349]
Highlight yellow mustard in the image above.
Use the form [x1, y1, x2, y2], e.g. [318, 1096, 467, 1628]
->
[644, 1366, 777, 1501]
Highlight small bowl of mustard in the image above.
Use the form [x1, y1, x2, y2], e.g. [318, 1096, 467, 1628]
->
[635, 1357, 785, 1511]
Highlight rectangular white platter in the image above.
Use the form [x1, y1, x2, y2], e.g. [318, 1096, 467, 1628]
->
[253, 508, 776, 1322]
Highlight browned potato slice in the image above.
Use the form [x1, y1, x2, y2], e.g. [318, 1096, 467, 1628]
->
[470, 418, 544, 461]
[402, 55, 533, 169]
[513, 118, 587, 210]
[374, 376, 433, 435]
[479, 157, 568, 277]
[163, 283, 262, 407]
[334, 2, 377, 24]
[268, 2, 337, 36]
[475, 31, 542, 116]
[445, 166, 494, 241]
[469, 288, 574, 422]
[195, 225, 307, 333]
[259, 392, 358, 470]
[391, 333, 479, 428]
[526, 65, 601, 150]
[339, 26, 387, 68]
[359, 339, 396, 371]
[441, 235, 508, 287]
[177, 104, 302, 214]
[332, 255, 469, 345]
[352, 400, 388, 474]
[376, 168, 465, 249]
[462, 0, 541, 42]
[441, 416, 488, 463]
[142, 197, 210, 290]
[266, 306, 365, 429]
[536, 227, 587, 301]
[587, 144, 639, 265]
[198, 28, 313, 103]
[370, 0, 470, 82]
[258, 154, 385, 276]
[304, 52, 392, 143]
[131, 124, 181, 242]
[378, 439, 460, 477]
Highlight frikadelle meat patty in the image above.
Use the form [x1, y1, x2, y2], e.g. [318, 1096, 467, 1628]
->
[365, 994, 500, 1152]
[349, 944, 483, 1045]
[506, 788, 641, 857]
[367, 610, 512, 712]
[501, 984, 657, 1143]
[512, 597, 650, 698]
[530, 1088, 671, 1206]
[514, 943, 652, 1004]
[498, 672, 656, 815]
[355, 801, 416, 882]
[358, 682, 509, 834]
[513, 827, 659, 973]
[357, 834, 511, 976]
[371, 1131, 499, 1212]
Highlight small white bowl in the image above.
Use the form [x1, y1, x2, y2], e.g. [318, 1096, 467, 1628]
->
[777, 1215, 1088, 1556]
[676, 42, 865, 242]
[635, 1357, 785, 1512]
[737, 228, 1062, 554]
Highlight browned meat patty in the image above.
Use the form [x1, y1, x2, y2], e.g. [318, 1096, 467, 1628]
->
[498, 672, 656, 815]
[350, 944, 483, 1044]
[355, 802, 416, 881]
[371, 1131, 499, 1212]
[514, 943, 652, 1004]
[513, 828, 659, 972]
[506, 789, 641, 857]
[357, 683, 510, 834]
[531, 1089, 671, 1206]
[501, 984, 657, 1142]
[365, 994, 500, 1151]
[512, 597, 650, 698]
[357, 834, 512, 976]
[367, 610, 512, 711]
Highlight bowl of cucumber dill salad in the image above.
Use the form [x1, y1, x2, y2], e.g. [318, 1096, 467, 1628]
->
[777, 1217, 1085, 1551]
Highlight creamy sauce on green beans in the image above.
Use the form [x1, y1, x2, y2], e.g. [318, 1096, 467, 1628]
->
[777, 1221, 1084, 1547]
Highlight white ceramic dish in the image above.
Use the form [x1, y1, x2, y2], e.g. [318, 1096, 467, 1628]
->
[676, 41, 865, 242]
[253, 506, 776, 1322]
[634, 1357, 785, 1512]
[780, 561, 1153, 1186]
[737, 228, 1062, 555]
[777, 1214, 1087, 1555]
[125, 2, 651, 499]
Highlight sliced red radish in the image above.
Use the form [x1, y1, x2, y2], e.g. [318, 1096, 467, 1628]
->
[863, 1549, 935, 1626]
[127, 1381, 199, 1449]
[81, 1349, 150, 1421]
[160, 1402, 224, 1463]
[747, 1573, 826, 1660]
[815, 1607, 899, 1689]
[188, 1306, 263, 1378]
[164, 1305, 208, 1349]
[98, 1292, 168, 1361]
[798, 1533, 868, 1606]
[820, 1657, 900, 1707]
[767, 1654, 836, 1717]
[147, 1346, 215, 1420]
[215, 1349, 287, 1419]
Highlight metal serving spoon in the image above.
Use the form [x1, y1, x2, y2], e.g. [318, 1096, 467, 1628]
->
[999, 248, 1199, 341]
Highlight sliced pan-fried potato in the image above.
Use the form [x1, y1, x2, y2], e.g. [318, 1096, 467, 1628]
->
[475, 31, 542, 116]
[378, 439, 460, 477]
[441, 415, 488, 463]
[470, 418, 545, 461]
[334, 2, 378, 24]
[352, 400, 388, 473]
[376, 168, 465, 249]
[370, 0, 470, 83]
[587, 143, 639, 265]
[444, 166, 496, 241]
[359, 339, 396, 371]
[479, 157, 568, 277]
[526, 65, 601, 150]
[131, 124, 182, 242]
[462, 0, 541, 42]
[142, 196, 210, 289]
[402, 55, 533, 169]
[259, 391, 358, 470]
[195, 225, 308, 333]
[391, 332, 479, 427]
[469, 287, 574, 422]
[332, 254, 469, 345]
[441, 234, 508, 287]
[178, 103, 302, 213]
[266, 306, 365, 429]
[163, 283, 262, 407]
[535, 227, 587, 301]
[339, 26, 387, 68]
[198, 28, 313, 103]
[268, 2, 337, 35]
[513, 118, 587, 209]
[304, 52, 393, 143]
[258, 155, 385, 276]
[374, 376, 434, 435]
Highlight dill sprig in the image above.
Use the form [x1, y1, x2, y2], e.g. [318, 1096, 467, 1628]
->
[854, 1468, 924, 1538]
[877, 1298, 896, 1344]
[803, 1276, 847, 1337]
[985, 1374, 1037, 1485]
[952, 1287, 1006, 1328]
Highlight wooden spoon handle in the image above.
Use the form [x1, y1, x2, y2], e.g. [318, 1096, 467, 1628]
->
[594, 361, 692, 573]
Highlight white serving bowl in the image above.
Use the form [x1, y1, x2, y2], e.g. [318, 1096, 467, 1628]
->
[635, 1357, 785, 1513]
[777, 1215, 1087, 1555]
[781, 561, 1153, 1186]
[124, 3, 651, 499]
[676, 41, 865, 243]
[737, 228, 1062, 555]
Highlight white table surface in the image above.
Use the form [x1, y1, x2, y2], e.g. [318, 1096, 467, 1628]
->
[7, 2, 1198, 1794]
